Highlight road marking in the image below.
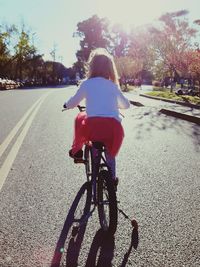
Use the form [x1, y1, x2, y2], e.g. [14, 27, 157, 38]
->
[0, 94, 46, 159]
[0, 92, 51, 191]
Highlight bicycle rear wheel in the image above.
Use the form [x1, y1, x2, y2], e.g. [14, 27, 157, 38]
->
[97, 170, 118, 235]
[84, 145, 93, 181]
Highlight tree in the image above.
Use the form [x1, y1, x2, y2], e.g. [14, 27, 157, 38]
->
[115, 56, 143, 90]
[14, 29, 36, 80]
[186, 50, 200, 95]
[26, 55, 44, 83]
[0, 31, 10, 77]
[0, 24, 16, 78]
[110, 24, 129, 57]
[128, 26, 156, 82]
[74, 15, 110, 75]
[149, 10, 197, 91]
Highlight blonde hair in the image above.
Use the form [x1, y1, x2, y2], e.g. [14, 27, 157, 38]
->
[86, 48, 119, 85]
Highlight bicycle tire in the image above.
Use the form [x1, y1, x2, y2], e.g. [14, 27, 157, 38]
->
[84, 145, 93, 181]
[97, 170, 118, 235]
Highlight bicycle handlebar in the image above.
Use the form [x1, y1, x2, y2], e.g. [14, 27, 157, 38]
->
[62, 105, 124, 117]
[62, 105, 86, 112]
[77, 105, 86, 112]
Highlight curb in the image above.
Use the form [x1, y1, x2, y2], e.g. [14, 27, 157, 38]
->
[159, 109, 200, 125]
[139, 93, 200, 109]
[129, 100, 144, 107]
[129, 98, 200, 126]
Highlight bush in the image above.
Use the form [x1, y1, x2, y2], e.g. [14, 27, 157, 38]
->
[152, 80, 161, 87]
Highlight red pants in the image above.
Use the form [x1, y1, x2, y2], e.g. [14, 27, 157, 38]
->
[71, 112, 124, 157]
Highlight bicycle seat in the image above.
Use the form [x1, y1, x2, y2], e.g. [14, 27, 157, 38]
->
[92, 142, 105, 149]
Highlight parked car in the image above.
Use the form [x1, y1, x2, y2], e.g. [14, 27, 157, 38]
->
[0, 78, 22, 90]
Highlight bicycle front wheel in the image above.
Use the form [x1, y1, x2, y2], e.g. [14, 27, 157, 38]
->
[97, 170, 118, 235]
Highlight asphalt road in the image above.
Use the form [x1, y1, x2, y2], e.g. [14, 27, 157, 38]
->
[0, 86, 200, 267]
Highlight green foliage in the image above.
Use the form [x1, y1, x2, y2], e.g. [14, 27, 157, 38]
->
[149, 10, 197, 80]
[73, 11, 199, 82]
[1, 9, 200, 86]
[115, 56, 142, 78]
[121, 84, 136, 92]
[14, 30, 37, 79]
[147, 90, 200, 105]
[75, 15, 110, 68]
[0, 27, 14, 76]
[110, 24, 129, 56]
[0, 22, 68, 83]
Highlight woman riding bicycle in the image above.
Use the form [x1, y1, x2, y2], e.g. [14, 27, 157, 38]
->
[63, 48, 130, 184]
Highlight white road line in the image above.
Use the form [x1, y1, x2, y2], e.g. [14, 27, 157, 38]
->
[0, 94, 46, 159]
[0, 92, 51, 191]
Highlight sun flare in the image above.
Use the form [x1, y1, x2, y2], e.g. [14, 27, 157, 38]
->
[96, 0, 164, 31]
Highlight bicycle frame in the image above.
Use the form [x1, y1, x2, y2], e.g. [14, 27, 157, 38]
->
[86, 143, 112, 204]
[62, 105, 137, 234]
[72, 143, 112, 228]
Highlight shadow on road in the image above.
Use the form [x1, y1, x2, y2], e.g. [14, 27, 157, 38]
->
[131, 106, 200, 151]
[120, 227, 139, 267]
[50, 182, 92, 267]
[85, 226, 139, 267]
[85, 229, 115, 267]
[50, 181, 139, 267]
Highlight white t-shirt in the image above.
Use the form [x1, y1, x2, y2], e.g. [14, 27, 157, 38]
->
[65, 77, 130, 121]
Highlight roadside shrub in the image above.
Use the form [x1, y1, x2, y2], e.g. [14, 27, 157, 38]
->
[152, 80, 161, 87]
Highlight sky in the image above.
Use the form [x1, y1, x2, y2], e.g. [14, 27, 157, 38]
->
[0, 0, 200, 68]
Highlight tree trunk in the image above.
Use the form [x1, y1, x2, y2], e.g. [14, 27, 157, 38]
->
[198, 79, 200, 97]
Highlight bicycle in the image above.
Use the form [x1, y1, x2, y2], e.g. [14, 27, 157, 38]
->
[62, 105, 138, 236]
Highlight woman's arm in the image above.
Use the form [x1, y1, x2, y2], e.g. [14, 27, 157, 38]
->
[64, 84, 85, 109]
[116, 88, 130, 109]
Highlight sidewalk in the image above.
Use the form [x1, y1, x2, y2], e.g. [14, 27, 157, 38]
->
[126, 90, 200, 126]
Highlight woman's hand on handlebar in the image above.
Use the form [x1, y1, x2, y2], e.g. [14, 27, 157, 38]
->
[62, 104, 85, 112]
[62, 103, 69, 112]
[77, 105, 86, 112]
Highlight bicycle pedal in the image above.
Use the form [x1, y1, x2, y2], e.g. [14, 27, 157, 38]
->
[74, 158, 86, 164]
